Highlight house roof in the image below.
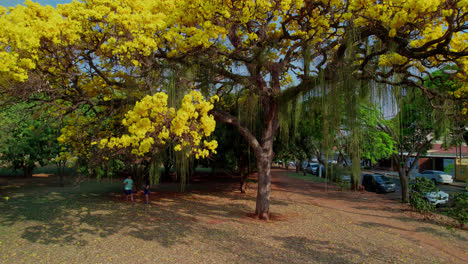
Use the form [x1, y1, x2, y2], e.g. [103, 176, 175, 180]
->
[426, 143, 468, 158]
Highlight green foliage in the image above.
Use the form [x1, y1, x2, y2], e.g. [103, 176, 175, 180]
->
[359, 104, 396, 163]
[424, 68, 468, 147]
[275, 99, 326, 169]
[335, 181, 350, 191]
[409, 177, 436, 214]
[0, 103, 61, 176]
[444, 164, 455, 174]
[446, 181, 468, 228]
[378, 88, 436, 202]
[396, 88, 435, 153]
[210, 121, 253, 173]
[208, 91, 258, 173]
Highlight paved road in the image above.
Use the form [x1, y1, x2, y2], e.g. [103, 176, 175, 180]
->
[300, 168, 465, 199]
[376, 175, 465, 202]
[363, 170, 464, 191]
[437, 183, 466, 194]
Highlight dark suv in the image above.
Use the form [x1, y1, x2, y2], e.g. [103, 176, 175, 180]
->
[362, 174, 396, 193]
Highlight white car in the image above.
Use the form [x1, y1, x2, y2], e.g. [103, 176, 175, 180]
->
[425, 190, 449, 206]
[417, 170, 453, 184]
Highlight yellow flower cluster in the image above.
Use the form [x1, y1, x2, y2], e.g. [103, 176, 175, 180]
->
[378, 53, 408, 67]
[57, 115, 96, 159]
[349, 0, 444, 29]
[348, 0, 468, 113]
[1, 0, 466, 116]
[0, 0, 83, 81]
[55, 150, 71, 163]
[97, 91, 218, 159]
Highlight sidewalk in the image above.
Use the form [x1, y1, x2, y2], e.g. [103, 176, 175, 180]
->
[451, 180, 467, 189]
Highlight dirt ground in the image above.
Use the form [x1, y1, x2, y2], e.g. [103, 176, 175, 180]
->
[268, 169, 468, 263]
[0, 169, 467, 264]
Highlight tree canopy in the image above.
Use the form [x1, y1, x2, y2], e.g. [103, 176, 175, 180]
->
[0, 102, 61, 177]
[0, 0, 466, 219]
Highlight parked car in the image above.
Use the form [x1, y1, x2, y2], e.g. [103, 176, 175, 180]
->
[417, 170, 453, 185]
[304, 163, 320, 175]
[361, 173, 396, 193]
[425, 190, 449, 206]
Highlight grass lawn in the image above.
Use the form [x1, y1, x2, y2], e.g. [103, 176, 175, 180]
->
[0, 171, 467, 264]
[285, 171, 351, 190]
[285, 171, 327, 183]
[0, 165, 77, 177]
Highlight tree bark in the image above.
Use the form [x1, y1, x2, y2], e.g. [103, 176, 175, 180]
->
[240, 170, 248, 193]
[211, 106, 277, 220]
[295, 159, 301, 173]
[393, 155, 412, 203]
[392, 139, 433, 203]
[393, 155, 410, 203]
[58, 164, 65, 187]
[239, 155, 249, 193]
[59, 172, 64, 187]
[23, 165, 33, 178]
[132, 164, 145, 190]
[399, 168, 410, 203]
[255, 151, 272, 220]
[161, 162, 172, 182]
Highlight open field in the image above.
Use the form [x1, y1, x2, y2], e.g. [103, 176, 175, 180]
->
[0, 169, 467, 264]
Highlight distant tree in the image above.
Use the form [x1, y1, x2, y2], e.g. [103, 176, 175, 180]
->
[423, 68, 468, 146]
[209, 91, 260, 193]
[0, 103, 59, 177]
[379, 89, 435, 203]
[359, 104, 396, 165]
[335, 103, 396, 189]
[212, 121, 254, 193]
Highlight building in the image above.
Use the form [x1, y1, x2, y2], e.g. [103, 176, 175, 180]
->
[375, 143, 468, 181]
[417, 143, 468, 181]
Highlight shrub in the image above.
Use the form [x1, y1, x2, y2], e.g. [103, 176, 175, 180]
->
[409, 177, 436, 215]
[325, 164, 348, 183]
[446, 180, 468, 228]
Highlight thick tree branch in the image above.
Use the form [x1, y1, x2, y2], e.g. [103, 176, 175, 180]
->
[210, 109, 262, 156]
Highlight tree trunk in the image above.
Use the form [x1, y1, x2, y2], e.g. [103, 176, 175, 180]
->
[211, 98, 278, 221]
[398, 168, 410, 203]
[59, 172, 64, 187]
[132, 165, 145, 190]
[161, 162, 172, 182]
[23, 166, 33, 178]
[255, 151, 272, 220]
[393, 154, 410, 203]
[295, 160, 301, 173]
[58, 164, 64, 187]
[240, 170, 248, 193]
[239, 156, 249, 193]
[463, 129, 468, 146]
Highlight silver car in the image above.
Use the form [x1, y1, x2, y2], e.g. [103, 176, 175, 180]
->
[425, 190, 449, 206]
[417, 170, 453, 185]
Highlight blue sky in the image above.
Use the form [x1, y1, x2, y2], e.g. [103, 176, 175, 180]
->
[2, 0, 72, 7]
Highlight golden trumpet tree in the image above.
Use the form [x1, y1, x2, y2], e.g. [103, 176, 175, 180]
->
[0, 0, 466, 219]
[92, 91, 219, 159]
